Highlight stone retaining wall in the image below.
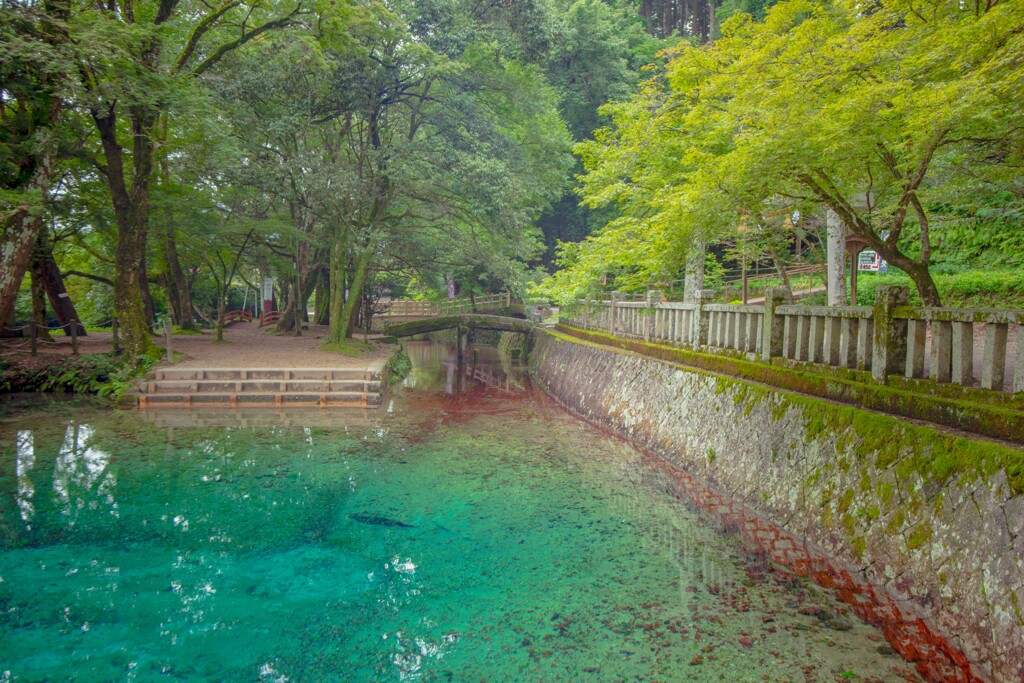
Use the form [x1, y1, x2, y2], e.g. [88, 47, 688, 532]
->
[529, 330, 1024, 683]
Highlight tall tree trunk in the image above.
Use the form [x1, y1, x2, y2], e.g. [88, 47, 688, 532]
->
[32, 230, 86, 336]
[769, 246, 792, 295]
[314, 270, 329, 325]
[164, 231, 195, 329]
[215, 286, 226, 342]
[30, 270, 53, 342]
[92, 105, 157, 364]
[0, 150, 55, 331]
[339, 249, 371, 341]
[0, 212, 45, 335]
[327, 230, 349, 344]
[277, 281, 297, 332]
[163, 272, 180, 326]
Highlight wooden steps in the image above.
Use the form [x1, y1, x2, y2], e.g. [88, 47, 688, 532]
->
[138, 367, 384, 409]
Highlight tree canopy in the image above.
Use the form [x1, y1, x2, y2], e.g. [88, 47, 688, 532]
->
[2, 0, 1022, 365]
[539, 0, 1024, 306]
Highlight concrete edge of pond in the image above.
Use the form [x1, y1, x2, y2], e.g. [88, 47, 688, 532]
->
[528, 328, 1024, 683]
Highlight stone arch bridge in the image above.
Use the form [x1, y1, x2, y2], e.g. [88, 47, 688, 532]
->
[383, 314, 535, 339]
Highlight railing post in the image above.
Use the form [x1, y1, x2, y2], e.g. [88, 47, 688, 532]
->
[29, 321, 37, 356]
[905, 319, 927, 378]
[871, 285, 908, 383]
[761, 288, 791, 360]
[931, 321, 953, 383]
[951, 322, 972, 385]
[694, 290, 713, 348]
[70, 320, 79, 356]
[644, 290, 661, 343]
[981, 323, 1008, 390]
[1013, 325, 1024, 394]
[610, 292, 624, 336]
[824, 315, 842, 365]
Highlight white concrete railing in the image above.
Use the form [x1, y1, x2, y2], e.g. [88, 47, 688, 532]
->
[562, 286, 1024, 394]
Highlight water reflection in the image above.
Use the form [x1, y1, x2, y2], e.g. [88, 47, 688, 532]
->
[402, 340, 527, 396]
[53, 423, 118, 526]
[15, 431, 34, 528]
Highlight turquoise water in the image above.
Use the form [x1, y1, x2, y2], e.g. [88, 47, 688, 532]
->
[0, 342, 921, 682]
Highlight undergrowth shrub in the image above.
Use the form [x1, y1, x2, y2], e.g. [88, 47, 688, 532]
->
[854, 270, 1024, 308]
[1, 352, 158, 400]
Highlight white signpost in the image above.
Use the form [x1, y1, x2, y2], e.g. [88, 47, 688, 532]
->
[262, 277, 274, 314]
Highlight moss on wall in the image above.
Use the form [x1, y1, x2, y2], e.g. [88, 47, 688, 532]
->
[553, 324, 1024, 447]
[530, 329, 1024, 682]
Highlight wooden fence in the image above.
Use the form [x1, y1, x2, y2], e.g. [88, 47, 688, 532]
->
[562, 286, 1023, 393]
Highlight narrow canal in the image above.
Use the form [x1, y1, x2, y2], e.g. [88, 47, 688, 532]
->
[0, 342, 921, 682]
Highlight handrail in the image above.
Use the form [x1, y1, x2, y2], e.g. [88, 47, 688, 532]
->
[560, 288, 1024, 395]
[382, 292, 514, 317]
[221, 310, 254, 326]
[259, 311, 282, 328]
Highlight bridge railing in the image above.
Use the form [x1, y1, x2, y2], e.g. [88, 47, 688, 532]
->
[562, 286, 1023, 394]
[220, 310, 253, 326]
[259, 310, 282, 328]
[382, 292, 513, 317]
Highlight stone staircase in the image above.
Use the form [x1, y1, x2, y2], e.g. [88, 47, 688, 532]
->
[138, 367, 384, 408]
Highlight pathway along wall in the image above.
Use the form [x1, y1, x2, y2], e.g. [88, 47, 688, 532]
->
[528, 330, 1023, 683]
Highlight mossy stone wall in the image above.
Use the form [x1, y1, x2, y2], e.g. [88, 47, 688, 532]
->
[529, 330, 1023, 683]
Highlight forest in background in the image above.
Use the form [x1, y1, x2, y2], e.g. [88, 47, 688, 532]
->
[3, 0, 1023, 367]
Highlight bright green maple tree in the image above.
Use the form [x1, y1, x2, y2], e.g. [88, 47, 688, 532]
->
[541, 0, 1024, 306]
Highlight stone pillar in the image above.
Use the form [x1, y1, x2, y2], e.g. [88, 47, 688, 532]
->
[683, 243, 705, 304]
[826, 210, 847, 306]
[871, 285, 909, 383]
[762, 288, 791, 360]
[694, 290, 714, 347]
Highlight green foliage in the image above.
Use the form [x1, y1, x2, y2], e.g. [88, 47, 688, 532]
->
[854, 271, 1024, 309]
[2, 352, 158, 400]
[539, 0, 1024, 306]
[385, 348, 413, 384]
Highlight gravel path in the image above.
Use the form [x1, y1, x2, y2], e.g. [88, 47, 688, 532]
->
[159, 322, 393, 370]
[1, 322, 394, 372]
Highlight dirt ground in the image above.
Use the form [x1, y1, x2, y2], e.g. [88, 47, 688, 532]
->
[0, 321, 395, 372]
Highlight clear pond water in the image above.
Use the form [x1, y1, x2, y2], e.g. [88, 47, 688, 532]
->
[0, 342, 921, 682]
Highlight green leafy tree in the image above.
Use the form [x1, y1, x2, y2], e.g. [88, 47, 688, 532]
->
[542, 0, 1024, 306]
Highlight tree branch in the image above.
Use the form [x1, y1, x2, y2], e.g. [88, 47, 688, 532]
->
[190, 4, 304, 76]
[173, 0, 242, 74]
[64, 270, 114, 286]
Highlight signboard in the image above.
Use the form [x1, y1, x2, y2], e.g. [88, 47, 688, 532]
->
[262, 277, 274, 302]
[857, 251, 888, 273]
[857, 231, 889, 273]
